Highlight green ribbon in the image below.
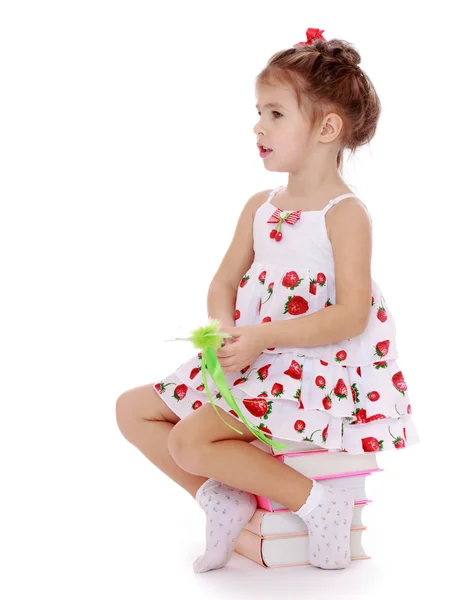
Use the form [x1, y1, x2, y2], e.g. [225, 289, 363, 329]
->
[200, 345, 288, 451]
[167, 324, 288, 451]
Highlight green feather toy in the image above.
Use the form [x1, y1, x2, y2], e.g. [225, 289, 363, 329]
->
[166, 319, 288, 451]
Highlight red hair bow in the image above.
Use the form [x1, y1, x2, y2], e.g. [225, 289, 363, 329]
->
[294, 28, 326, 47]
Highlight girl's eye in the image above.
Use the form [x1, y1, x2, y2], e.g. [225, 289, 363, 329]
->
[257, 110, 282, 119]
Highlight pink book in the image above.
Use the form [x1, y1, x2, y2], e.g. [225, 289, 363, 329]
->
[256, 470, 381, 512]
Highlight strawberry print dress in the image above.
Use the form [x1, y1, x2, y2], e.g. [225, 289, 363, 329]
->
[154, 185, 419, 454]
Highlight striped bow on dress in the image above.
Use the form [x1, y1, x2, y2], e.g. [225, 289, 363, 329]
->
[267, 208, 301, 242]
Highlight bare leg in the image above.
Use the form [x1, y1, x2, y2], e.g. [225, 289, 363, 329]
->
[115, 384, 208, 498]
[169, 403, 313, 511]
[197, 439, 313, 512]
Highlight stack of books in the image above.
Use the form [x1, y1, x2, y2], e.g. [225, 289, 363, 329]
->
[234, 439, 381, 568]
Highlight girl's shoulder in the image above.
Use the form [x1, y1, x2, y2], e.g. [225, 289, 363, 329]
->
[245, 188, 276, 219]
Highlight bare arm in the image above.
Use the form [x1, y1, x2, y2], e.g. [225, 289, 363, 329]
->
[207, 189, 270, 329]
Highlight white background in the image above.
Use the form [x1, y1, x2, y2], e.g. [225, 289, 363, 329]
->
[1, 1, 465, 598]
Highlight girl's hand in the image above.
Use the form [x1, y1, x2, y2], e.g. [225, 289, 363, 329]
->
[216, 325, 265, 372]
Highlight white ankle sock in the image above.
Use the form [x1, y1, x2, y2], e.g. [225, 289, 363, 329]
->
[294, 481, 325, 517]
[193, 478, 257, 573]
[293, 481, 354, 570]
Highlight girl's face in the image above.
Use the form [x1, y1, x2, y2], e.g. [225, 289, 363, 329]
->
[253, 83, 317, 172]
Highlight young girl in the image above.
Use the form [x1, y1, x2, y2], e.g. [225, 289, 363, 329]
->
[116, 27, 418, 573]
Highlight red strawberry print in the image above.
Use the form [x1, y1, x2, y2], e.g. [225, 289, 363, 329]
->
[317, 272, 327, 286]
[294, 388, 303, 409]
[258, 423, 272, 435]
[196, 384, 205, 391]
[371, 296, 375, 305]
[190, 367, 200, 380]
[257, 364, 272, 381]
[315, 375, 326, 389]
[258, 270, 266, 284]
[325, 299, 333, 307]
[239, 275, 250, 288]
[240, 365, 250, 374]
[352, 408, 367, 424]
[262, 283, 274, 307]
[407, 404, 412, 414]
[173, 384, 188, 401]
[389, 426, 405, 448]
[282, 271, 303, 290]
[234, 309, 240, 321]
[261, 317, 275, 349]
[403, 427, 407, 439]
[368, 390, 380, 402]
[351, 383, 360, 404]
[377, 305, 387, 322]
[294, 420, 306, 434]
[361, 437, 384, 452]
[320, 360, 328, 366]
[374, 340, 390, 358]
[243, 398, 273, 419]
[335, 350, 347, 363]
[309, 279, 317, 295]
[192, 400, 202, 410]
[322, 396, 332, 410]
[258, 391, 268, 397]
[197, 352, 203, 359]
[334, 378, 348, 399]
[155, 382, 164, 394]
[373, 361, 388, 369]
[356, 366, 362, 377]
[284, 295, 309, 315]
[392, 371, 407, 395]
[284, 360, 302, 380]
[366, 413, 386, 422]
[322, 425, 329, 443]
[271, 383, 284, 398]
[233, 377, 247, 386]
[229, 409, 239, 418]
[215, 392, 222, 399]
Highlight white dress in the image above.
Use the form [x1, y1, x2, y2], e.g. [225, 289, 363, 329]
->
[154, 185, 419, 454]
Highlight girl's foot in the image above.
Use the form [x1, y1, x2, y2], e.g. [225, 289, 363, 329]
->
[193, 478, 257, 573]
[293, 480, 354, 569]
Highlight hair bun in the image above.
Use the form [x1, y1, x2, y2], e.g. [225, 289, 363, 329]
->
[322, 39, 361, 69]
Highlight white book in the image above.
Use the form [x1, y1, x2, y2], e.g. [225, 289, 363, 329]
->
[235, 528, 369, 567]
[245, 502, 368, 536]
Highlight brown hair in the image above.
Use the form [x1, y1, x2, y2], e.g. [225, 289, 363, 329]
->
[255, 37, 381, 172]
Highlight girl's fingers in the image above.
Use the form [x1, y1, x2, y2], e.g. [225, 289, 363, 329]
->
[219, 358, 237, 369]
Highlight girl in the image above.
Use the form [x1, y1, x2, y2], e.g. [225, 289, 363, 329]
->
[116, 27, 418, 573]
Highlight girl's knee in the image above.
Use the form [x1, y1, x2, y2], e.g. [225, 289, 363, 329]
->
[167, 424, 207, 475]
[115, 391, 139, 438]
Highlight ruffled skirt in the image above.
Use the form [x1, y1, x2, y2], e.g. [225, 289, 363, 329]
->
[154, 349, 419, 454]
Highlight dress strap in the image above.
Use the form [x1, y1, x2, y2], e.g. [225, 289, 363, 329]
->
[266, 186, 284, 204]
[321, 193, 360, 215]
